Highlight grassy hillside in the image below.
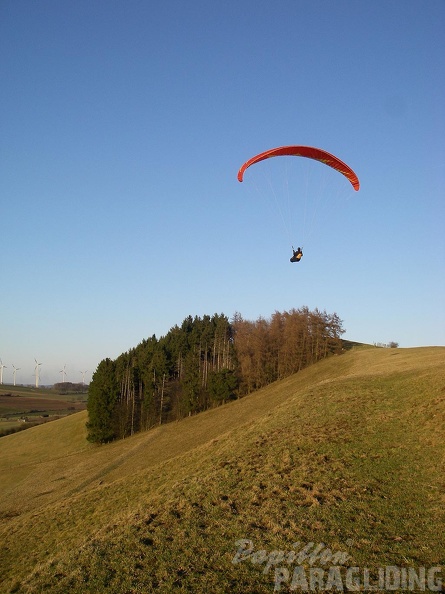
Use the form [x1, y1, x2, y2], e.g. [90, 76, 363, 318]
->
[0, 346, 444, 593]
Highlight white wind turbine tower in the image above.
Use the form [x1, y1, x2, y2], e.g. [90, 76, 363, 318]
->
[80, 370, 88, 386]
[34, 359, 42, 388]
[60, 364, 67, 384]
[0, 359, 6, 385]
[12, 364, 21, 386]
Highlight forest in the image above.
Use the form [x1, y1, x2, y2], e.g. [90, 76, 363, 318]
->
[86, 307, 345, 443]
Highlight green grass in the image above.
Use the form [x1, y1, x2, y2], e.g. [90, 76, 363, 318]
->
[0, 347, 444, 593]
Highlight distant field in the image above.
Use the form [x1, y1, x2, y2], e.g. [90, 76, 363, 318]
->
[0, 346, 444, 593]
[0, 385, 87, 436]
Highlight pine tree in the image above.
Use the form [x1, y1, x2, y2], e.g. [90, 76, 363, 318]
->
[86, 358, 119, 443]
[208, 368, 238, 404]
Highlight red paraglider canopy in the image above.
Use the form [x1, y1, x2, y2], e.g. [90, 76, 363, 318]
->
[237, 145, 360, 191]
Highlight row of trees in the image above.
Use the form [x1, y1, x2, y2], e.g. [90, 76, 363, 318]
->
[87, 308, 345, 443]
[52, 382, 88, 394]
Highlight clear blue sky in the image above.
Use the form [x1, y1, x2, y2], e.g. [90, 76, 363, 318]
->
[1, 0, 444, 385]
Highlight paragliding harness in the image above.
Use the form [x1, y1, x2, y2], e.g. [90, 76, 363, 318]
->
[290, 246, 303, 263]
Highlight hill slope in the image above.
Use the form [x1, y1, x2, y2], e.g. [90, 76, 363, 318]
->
[0, 347, 444, 593]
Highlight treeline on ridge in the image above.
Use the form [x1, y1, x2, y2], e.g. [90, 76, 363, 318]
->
[52, 382, 88, 394]
[87, 307, 345, 443]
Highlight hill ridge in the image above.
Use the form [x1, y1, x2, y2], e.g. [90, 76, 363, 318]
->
[1, 346, 444, 593]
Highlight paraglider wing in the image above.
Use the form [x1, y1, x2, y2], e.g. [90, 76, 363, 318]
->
[237, 145, 360, 191]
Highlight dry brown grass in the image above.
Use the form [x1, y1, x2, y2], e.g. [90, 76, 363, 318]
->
[0, 346, 444, 593]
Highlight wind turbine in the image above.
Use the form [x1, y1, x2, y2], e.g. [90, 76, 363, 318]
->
[0, 359, 6, 385]
[60, 364, 67, 384]
[12, 364, 21, 386]
[34, 359, 42, 388]
[79, 370, 88, 386]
